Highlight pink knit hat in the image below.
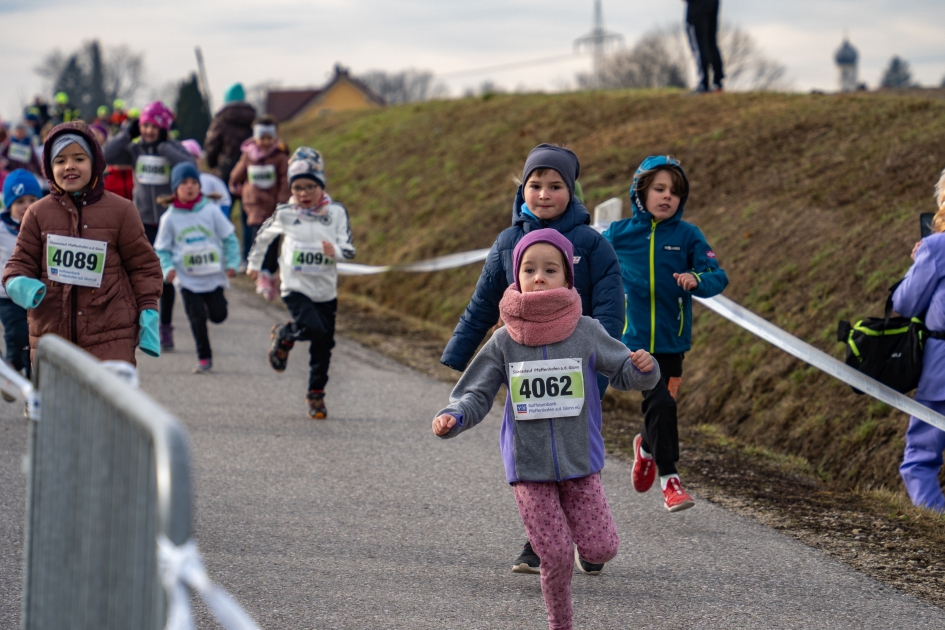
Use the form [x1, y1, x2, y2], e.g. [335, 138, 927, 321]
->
[512, 228, 575, 291]
[181, 139, 203, 159]
[140, 101, 174, 130]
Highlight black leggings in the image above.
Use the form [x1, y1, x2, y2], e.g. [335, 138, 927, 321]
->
[687, 1, 724, 89]
[279, 294, 337, 392]
[181, 287, 228, 360]
[144, 223, 176, 326]
[640, 353, 685, 476]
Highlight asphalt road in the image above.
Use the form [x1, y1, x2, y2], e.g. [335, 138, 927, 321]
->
[3, 288, 945, 628]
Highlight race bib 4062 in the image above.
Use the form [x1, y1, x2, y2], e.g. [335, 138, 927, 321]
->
[509, 358, 585, 420]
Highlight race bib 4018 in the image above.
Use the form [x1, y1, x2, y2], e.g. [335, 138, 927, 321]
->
[509, 358, 585, 420]
[46, 234, 107, 288]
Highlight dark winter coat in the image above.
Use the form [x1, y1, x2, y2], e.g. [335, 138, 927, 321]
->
[440, 189, 625, 372]
[3, 122, 163, 365]
[204, 102, 257, 183]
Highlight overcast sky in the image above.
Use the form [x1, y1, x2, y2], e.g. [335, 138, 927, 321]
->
[2, 0, 945, 120]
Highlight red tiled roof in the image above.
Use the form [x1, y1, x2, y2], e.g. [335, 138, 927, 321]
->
[265, 89, 320, 123]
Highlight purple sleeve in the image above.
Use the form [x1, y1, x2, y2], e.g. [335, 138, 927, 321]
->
[893, 243, 942, 318]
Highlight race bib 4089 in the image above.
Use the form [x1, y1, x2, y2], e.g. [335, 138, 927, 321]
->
[46, 234, 107, 288]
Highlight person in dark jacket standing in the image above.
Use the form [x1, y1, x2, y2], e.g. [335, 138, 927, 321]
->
[685, 0, 724, 92]
[440, 144, 625, 576]
[204, 84, 257, 256]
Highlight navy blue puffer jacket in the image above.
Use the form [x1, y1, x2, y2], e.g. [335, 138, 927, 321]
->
[441, 187, 625, 371]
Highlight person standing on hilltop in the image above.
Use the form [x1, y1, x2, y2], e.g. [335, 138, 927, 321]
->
[440, 144, 625, 576]
[685, 0, 724, 93]
[893, 171, 945, 512]
[204, 84, 257, 254]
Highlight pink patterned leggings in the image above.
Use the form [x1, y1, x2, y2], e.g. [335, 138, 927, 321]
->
[512, 473, 620, 630]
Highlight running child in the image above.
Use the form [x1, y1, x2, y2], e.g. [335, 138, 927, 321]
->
[104, 101, 195, 350]
[440, 144, 624, 574]
[0, 120, 43, 179]
[181, 140, 233, 220]
[154, 162, 240, 373]
[247, 147, 355, 419]
[229, 115, 290, 299]
[2, 122, 164, 366]
[0, 170, 41, 376]
[433, 229, 660, 630]
[603, 155, 728, 511]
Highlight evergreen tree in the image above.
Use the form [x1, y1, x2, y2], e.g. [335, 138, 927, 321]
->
[175, 73, 211, 144]
[881, 56, 915, 89]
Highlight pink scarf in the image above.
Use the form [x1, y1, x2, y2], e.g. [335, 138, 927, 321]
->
[498, 286, 582, 347]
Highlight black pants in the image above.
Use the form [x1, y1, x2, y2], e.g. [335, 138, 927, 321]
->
[280, 293, 337, 392]
[245, 225, 280, 273]
[181, 287, 228, 360]
[144, 223, 176, 326]
[640, 353, 684, 476]
[0, 298, 30, 377]
[687, 0, 724, 90]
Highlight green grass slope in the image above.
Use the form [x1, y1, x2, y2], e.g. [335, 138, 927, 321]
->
[284, 89, 945, 491]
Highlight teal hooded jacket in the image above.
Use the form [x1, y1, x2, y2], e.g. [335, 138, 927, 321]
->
[603, 156, 728, 354]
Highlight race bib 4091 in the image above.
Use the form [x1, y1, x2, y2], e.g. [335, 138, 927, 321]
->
[509, 358, 585, 420]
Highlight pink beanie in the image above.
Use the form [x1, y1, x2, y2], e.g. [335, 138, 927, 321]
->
[140, 101, 174, 130]
[512, 228, 575, 291]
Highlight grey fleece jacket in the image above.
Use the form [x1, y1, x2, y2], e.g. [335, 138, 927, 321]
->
[438, 316, 660, 483]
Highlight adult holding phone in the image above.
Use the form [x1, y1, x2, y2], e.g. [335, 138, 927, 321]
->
[893, 175, 945, 511]
[685, 0, 724, 93]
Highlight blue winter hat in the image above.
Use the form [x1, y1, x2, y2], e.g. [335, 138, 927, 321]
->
[3, 169, 42, 209]
[171, 161, 201, 193]
[522, 144, 580, 200]
[224, 83, 245, 104]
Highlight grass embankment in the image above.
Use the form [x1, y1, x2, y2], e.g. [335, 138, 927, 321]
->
[283, 88, 945, 494]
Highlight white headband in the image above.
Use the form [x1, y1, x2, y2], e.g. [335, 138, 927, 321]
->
[253, 124, 277, 139]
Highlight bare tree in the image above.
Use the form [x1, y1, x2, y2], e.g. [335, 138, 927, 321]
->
[579, 23, 789, 92]
[34, 41, 145, 107]
[357, 69, 447, 105]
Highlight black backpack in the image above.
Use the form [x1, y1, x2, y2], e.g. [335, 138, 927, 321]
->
[837, 284, 944, 394]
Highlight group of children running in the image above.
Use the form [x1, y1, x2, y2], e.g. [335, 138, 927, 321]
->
[1, 101, 726, 629]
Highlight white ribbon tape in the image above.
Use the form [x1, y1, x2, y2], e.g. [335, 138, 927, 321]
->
[338, 248, 490, 276]
[158, 535, 261, 630]
[696, 295, 945, 432]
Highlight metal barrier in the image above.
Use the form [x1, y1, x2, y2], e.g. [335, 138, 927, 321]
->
[20, 335, 192, 630]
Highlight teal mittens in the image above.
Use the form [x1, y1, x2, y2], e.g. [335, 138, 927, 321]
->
[138, 309, 161, 357]
[5, 277, 46, 309]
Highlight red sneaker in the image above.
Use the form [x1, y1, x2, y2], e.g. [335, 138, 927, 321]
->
[631, 434, 656, 493]
[663, 477, 695, 512]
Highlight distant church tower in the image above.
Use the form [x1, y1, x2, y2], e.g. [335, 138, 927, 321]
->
[835, 38, 859, 92]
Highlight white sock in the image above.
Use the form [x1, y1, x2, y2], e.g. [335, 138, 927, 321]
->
[640, 445, 653, 459]
[660, 474, 680, 490]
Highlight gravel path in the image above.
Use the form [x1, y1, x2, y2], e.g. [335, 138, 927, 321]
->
[2, 288, 944, 628]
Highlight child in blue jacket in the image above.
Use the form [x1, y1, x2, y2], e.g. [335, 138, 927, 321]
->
[441, 144, 625, 575]
[604, 155, 728, 511]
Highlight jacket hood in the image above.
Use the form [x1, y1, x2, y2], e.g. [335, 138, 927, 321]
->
[219, 102, 257, 126]
[629, 155, 690, 225]
[512, 185, 591, 233]
[43, 121, 106, 206]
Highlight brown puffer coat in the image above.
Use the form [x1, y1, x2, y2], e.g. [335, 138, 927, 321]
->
[228, 139, 290, 226]
[2, 122, 163, 365]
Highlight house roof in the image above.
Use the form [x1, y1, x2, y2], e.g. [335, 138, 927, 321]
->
[265, 65, 387, 122]
[265, 89, 321, 123]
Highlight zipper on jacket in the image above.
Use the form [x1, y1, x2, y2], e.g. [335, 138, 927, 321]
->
[678, 297, 684, 336]
[542, 345, 562, 481]
[649, 220, 658, 352]
[71, 201, 82, 344]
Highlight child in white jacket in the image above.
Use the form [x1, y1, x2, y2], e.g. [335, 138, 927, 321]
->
[247, 147, 355, 419]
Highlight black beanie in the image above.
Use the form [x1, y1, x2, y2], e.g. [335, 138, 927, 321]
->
[521, 144, 580, 198]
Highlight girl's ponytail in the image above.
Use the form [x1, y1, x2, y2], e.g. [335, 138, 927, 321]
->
[934, 168, 945, 234]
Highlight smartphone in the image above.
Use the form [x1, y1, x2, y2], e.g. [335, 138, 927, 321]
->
[921, 213, 934, 238]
